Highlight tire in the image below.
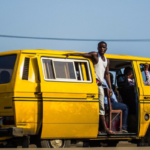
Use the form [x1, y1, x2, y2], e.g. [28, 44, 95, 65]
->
[0, 141, 18, 148]
[89, 141, 101, 147]
[22, 136, 30, 148]
[83, 141, 90, 147]
[41, 140, 51, 148]
[142, 124, 150, 146]
[0, 144, 4, 148]
[41, 139, 71, 148]
[137, 139, 148, 147]
[30, 135, 41, 148]
[102, 140, 119, 147]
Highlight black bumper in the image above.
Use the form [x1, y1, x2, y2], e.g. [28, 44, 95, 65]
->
[0, 127, 23, 137]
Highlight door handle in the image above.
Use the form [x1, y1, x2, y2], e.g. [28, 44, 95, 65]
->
[87, 94, 95, 98]
[144, 97, 150, 99]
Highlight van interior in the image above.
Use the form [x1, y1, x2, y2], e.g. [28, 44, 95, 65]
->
[98, 59, 138, 136]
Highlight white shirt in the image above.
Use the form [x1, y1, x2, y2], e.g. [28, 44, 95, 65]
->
[94, 53, 107, 83]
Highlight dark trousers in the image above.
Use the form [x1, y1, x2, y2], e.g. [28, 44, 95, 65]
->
[111, 101, 128, 130]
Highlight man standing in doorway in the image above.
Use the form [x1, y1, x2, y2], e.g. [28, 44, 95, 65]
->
[66, 41, 114, 134]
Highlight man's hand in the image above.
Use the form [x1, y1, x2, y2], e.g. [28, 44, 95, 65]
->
[128, 73, 134, 79]
[96, 79, 102, 86]
[109, 89, 113, 98]
[65, 54, 70, 59]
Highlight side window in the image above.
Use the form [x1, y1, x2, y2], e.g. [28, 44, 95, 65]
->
[41, 57, 92, 82]
[54, 61, 75, 79]
[140, 63, 150, 86]
[0, 54, 17, 84]
[42, 59, 54, 79]
[74, 62, 90, 81]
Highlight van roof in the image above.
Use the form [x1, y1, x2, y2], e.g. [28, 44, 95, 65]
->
[0, 49, 150, 62]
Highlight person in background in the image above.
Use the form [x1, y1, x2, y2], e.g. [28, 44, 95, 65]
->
[123, 67, 135, 86]
[66, 41, 114, 134]
[103, 75, 128, 133]
[124, 63, 150, 86]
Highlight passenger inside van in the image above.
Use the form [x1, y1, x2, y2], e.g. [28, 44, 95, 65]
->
[124, 63, 150, 86]
[115, 65, 137, 133]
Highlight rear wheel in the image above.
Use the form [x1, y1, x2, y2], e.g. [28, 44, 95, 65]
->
[106, 141, 118, 147]
[89, 141, 101, 147]
[101, 140, 119, 147]
[22, 136, 30, 148]
[41, 139, 71, 148]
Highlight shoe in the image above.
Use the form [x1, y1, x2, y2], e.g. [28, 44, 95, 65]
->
[122, 129, 128, 133]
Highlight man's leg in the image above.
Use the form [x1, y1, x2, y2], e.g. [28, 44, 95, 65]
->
[111, 101, 128, 130]
[98, 86, 114, 134]
[100, 115, 108, 132]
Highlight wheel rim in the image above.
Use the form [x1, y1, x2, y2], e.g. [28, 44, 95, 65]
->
[50, 140, 64, 148]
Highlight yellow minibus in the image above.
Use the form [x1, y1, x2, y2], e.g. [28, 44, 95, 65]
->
[0, 49, 150, 147]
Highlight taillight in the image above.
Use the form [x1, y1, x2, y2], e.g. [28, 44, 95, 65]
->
[3, 116, 14, 125]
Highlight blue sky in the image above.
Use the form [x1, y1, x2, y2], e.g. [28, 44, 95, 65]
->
[0, 0, 150, 57]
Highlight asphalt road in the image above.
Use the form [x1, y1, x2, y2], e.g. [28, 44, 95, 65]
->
[1, 141, 145, 149]
[16, 141, 138, 148]
[75, 141, 137, 147]
[0, 146, 150, 150]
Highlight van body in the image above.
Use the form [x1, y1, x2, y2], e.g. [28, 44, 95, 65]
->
[0, 49, 150, 147]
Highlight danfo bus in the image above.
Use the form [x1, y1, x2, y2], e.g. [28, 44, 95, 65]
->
[0, 49, 150, 147]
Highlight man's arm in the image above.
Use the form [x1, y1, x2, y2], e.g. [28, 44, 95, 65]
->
[66, 52, 98, 65]
[104, 59, 112, 96]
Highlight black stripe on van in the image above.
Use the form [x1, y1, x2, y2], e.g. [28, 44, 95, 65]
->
[13, 100, 98, 102]
[4, 107, 12, 109]
[13, 97, 98, 100]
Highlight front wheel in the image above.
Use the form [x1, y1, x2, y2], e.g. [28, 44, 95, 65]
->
[41, 139, 71, 148]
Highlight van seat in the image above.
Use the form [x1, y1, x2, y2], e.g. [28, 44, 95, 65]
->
[117, 74, 136, 115]
[117, 74, 129, 88]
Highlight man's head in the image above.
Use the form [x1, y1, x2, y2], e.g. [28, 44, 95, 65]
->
[124, 67, 134, 79]
[97, 41, 107, 56]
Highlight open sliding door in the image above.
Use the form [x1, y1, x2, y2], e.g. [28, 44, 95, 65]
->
[37, 54, 99, 139]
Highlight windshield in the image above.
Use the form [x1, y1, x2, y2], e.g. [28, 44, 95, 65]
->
[0, 54, 17, 84]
